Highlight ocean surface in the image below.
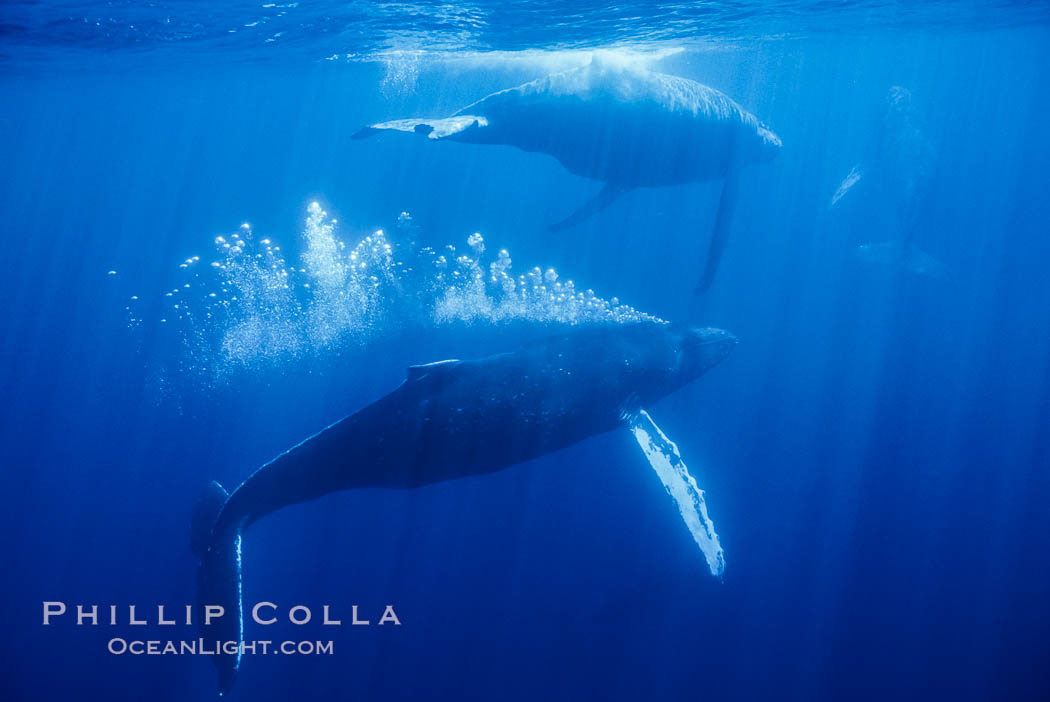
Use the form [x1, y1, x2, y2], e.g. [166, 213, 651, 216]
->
[2, 2, 1049, 700]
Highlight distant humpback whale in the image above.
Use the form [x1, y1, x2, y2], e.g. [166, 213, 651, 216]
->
[192, 323, 736, 693]
[829, 86, 945, 278]
[352, 59, 781, 293]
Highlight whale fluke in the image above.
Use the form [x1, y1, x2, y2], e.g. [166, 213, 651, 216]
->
[193, 481, 243, 696]
[190, 480, 228, 559]
[549, 183, 630, 232]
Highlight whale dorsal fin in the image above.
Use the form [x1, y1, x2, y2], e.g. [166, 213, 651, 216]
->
[406, 359, 461, 381]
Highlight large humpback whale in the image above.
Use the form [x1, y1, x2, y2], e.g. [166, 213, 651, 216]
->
[352, 58, 781, 293]
[192, 323, 736, 693]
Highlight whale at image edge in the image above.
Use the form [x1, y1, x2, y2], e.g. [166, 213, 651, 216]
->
[190, 323, 736, 693]
[353, 56, 782, 294]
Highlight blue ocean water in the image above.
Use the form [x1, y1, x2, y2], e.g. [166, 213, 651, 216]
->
[2, 2, 1049, 700]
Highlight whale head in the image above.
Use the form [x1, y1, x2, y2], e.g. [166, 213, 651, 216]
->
[576, 323, 736, 413]
[673, 326, 738, 384]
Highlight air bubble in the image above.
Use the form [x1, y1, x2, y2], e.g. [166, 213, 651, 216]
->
[138, 204, 661, 378]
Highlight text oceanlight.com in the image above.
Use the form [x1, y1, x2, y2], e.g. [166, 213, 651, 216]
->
[107, 638, 335, 656]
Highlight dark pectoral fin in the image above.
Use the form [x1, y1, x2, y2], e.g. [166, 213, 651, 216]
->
[695, 172, 741, 295]
[190, 480, 229, 560]
[549, 183, 629, 232]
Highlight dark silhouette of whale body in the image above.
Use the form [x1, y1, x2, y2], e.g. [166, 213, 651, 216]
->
[353, 58, 781, 293]
[191, 323, 736, 693]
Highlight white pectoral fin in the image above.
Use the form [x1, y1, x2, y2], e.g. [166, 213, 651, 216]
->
[629, 409, 725, 577]
[829, 163, 864, 208]
[405, 358, 461, 381]
[351, 115, 488, 140]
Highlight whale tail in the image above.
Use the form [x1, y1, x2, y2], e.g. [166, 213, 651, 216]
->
[191, 481, 243, 696]
[695, 170, 741, 294]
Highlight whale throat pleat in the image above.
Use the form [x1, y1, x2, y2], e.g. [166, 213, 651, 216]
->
[629, 409, 725, 577]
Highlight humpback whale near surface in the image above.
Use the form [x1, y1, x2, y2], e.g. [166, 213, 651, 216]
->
[192, 323, 736, 693]
[353, 58, 781, 293]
